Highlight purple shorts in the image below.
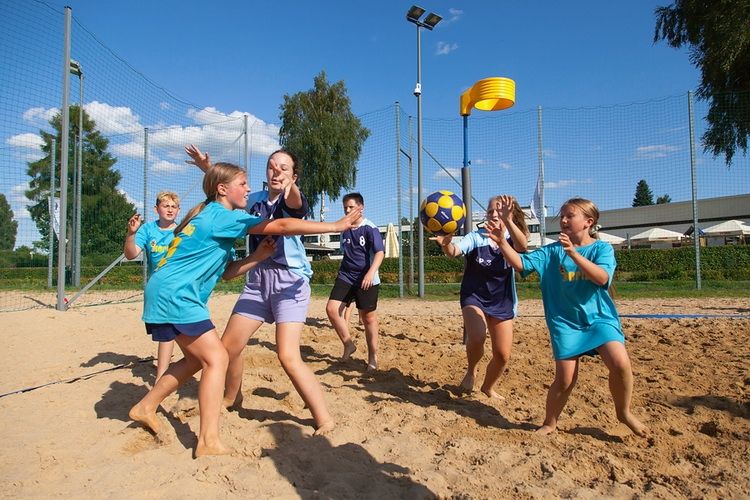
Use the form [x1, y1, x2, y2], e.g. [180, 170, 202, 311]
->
[232, 263, 310, 324]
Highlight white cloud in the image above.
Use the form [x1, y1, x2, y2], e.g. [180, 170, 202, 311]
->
[118, 188, 141, 209]
[543, 149, 558, 159]
[111, 142, 144, 158]
[436, 41, 458, 55]
[635, 144, 680, 159]
[7, 133, 44, 149]
[159, 102, 170, 110]
[440, 8, 463, 24]
[23, 107, 58, 125]
[498, 162, 512, 170]
[545, 178, 593, 189]
[435, 167, 460, 179]
[84, 101, 142, 134]
[152, 159, 186, 173]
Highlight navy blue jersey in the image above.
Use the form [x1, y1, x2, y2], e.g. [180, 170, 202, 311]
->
[456, 229, 518, 319]
[337, 219, 385, 285]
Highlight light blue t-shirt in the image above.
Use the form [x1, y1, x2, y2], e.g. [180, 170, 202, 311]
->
[134, 220, 175, 276]
[520, 240, 623, 359]
[143, 202, 262, 323]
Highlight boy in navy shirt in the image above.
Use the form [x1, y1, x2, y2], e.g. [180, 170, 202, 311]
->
[326, 193, 385, 370]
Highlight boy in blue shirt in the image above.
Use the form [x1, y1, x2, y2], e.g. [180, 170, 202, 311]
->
[124, 191, 180, 382]
[326, 193, 385, 371]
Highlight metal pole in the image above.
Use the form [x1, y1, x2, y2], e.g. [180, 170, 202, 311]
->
[461, 115, 472, 234]
[408, 115, 415, 292]
[687, 91, 701, 289]
[395, 102, 404, 297]
[415, 24, 425, 298]
[537, 106, 546, 240]
[244, 115, 251, 258]
[48, 138, 56, 288]
[56, 6, 72, 310]
[142, 127, 149, 285]
[74, 76, 83, 286]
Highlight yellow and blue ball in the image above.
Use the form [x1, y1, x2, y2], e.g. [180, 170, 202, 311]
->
[419, 190, 466, 236]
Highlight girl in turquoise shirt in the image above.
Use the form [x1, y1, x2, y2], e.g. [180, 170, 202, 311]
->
[487, 198, 648, 437]
[128, 162, 360, 457]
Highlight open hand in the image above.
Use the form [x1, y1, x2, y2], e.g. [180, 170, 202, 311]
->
[127, 213, 142, 235]
[333, 206, 363, 232]
[184, 144, 212, 171]
[484, 218, 507, 245]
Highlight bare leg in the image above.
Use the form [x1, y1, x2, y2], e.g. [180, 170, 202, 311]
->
[174, 330, 230, 457]
[460, 306, 487, 392]
[276, 322, 334, 434]
[155, 340, 175, 383]
[360, 309, 379, 370]
[221, 314, 263, 408]
[129, 342, 203, 435]
[326, 299, 356, 360]
[480, 317, 513, 398]
[537, 359, 579, 435]
[597, 341, 649, 437]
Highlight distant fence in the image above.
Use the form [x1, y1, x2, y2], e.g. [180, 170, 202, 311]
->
[0, 0, 748, 311]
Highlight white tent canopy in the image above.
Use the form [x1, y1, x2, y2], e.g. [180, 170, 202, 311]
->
[702, 219, 750, 237]
[384, 223, 400, 258]
[630, 227, 684, 243]
[597, 231, 625, 245]
[528, 233, 556, 248]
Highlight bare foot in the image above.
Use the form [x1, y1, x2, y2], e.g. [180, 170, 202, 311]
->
[129, 403, 162, 436]
[480, 386, 505, 400]
[535, 424, 556, 435]
[195, 439, 232, 457]
[459, 371, 475, 393]
[314, 420, 335, 436]
[619, 412, 649, 437]
[223, 392, 243, 411]
[342, 341, 357, 360]
[366, 356, 378, 372]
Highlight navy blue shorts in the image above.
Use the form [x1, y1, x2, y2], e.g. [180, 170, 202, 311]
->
[145, 320, 215, 342]
[328, 278, 379, 312]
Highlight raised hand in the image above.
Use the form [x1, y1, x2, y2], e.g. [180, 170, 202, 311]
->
[484, 218, 507, 245]
[127, 213, 142, 235]
[333, 206, 363, 232]
[184, 144, 212, 172]
[558, 233, 576, 255]
[498, 195, 514, 222]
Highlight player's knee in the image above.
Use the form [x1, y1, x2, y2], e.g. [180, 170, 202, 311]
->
[277, 350, 301, 370]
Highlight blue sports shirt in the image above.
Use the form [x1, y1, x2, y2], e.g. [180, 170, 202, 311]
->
[337, 218, 385, 285]
[134, 220, 175, 276]
[143, 202, 262, 323]
[245, 190, 312, 281]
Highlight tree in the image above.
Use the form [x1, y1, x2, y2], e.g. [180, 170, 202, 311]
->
[25, 105, 135, 256]
[279, 71, 370, 218]
[656, 194, 672, 204]
[0, 193, 17, 250]
[654, 1, 750, 166]
[632, 179, 654, 207]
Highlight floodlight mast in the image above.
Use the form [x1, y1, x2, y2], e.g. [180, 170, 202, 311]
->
[405, 5, 441, 298]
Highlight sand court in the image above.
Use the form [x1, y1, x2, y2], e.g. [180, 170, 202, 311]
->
[0, 294, 748, 497]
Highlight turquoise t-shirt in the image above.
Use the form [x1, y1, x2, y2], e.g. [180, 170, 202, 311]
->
[142, 202, 262, 324]
[520, 240, 623, 359]
[134, 220, 175, 276]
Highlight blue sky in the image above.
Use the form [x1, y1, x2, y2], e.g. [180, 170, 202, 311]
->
[7, 1, 747, 250]
[49, 0, 699, 121]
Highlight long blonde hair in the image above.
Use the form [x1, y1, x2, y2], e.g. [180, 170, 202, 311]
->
[174, 162, 244, 235]
[488, 195, 529, 236]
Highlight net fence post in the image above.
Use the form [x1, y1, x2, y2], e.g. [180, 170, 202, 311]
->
[48, 138, 56, 288]
[395, 102, 404, 297]
[687, 91, 702, 289]
[56, 6, 72, 311]
[142, 127, 149, 286]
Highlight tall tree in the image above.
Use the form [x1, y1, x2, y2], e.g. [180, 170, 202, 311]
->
[656, 194, 672, 204]
[632, 179, 655, 206]
[25, 105, 135, 256]
[0, 193, 17, 250]
[279, 71, 370, 218]
[654, 0, 750, 165]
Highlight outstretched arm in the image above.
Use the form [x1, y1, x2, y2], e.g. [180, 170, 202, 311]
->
[249, 207, 363, 236]
[485, 219, 524, 272]
[222, 237, 276, 281]
[123, 213, 143, 259]
[184, 144, 212, 172]
[431, 234, 462, 258]
[558, 233, 609, 286]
